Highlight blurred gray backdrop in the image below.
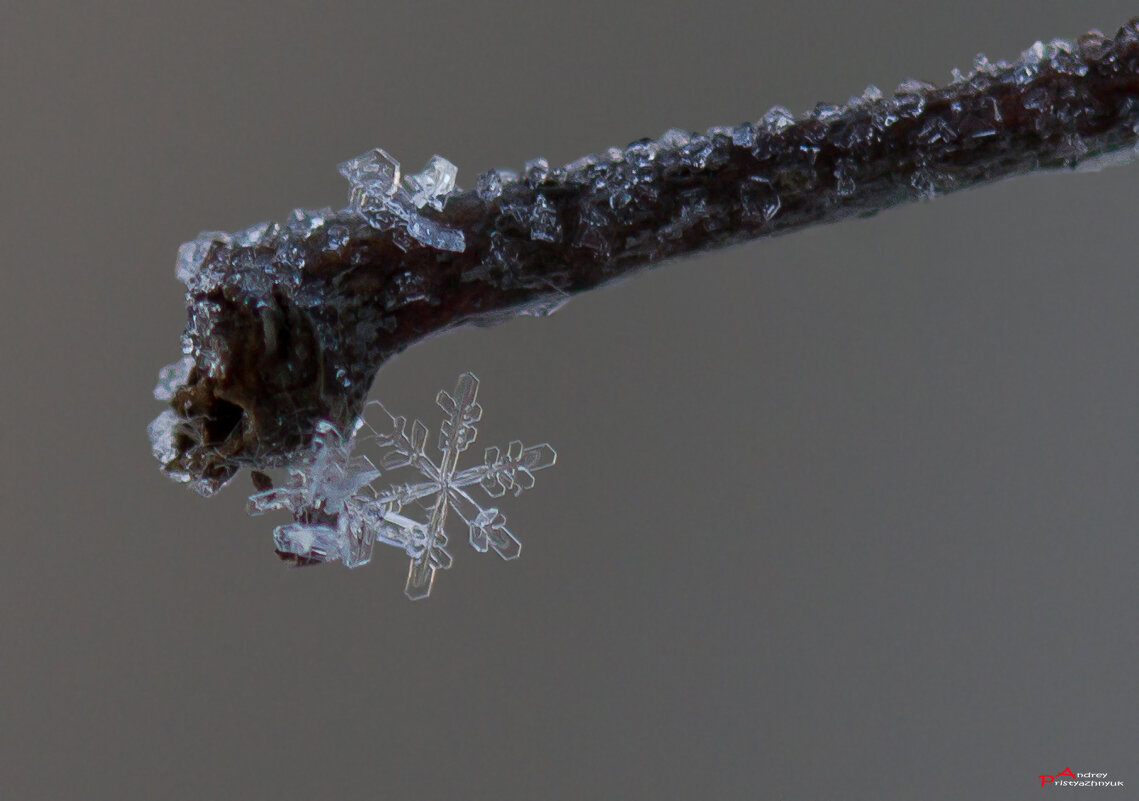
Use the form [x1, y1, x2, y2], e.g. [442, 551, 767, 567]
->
[2, 2, 1137, 799]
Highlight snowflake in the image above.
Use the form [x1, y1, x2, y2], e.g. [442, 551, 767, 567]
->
[247, 373, 556, 599]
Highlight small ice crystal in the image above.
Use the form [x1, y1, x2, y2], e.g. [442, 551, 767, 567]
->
[658, 128, 692, 148]
[1014, 41, 1047, 85]
[731, 123, 757, 148]
[896, 78, 935, 95]
[739, 176, 781, 222]
[476, 169, 507, 201]
[813, 103, 843, 123]
[403, 155, 458, 211]
[608, 188, 632, 210]
[175, 231, 230, 285]
[523, 157, 550, 186]
[833, 161, 857, 197]
[287, 208, 332, 236]
[679, 135, 716, 169]
[910, 160, 947, 200]
[404, 214, 466, 252]
[1022, 86, 1052, 113]
[248, 420, 379, 518]
[573, 203, 612, 257]
[147, 410, 192, 484]
[528, 194, 561, 242]
[153, 356, 193, 401]
[915, 116, 957, 146]
[148, 410, 180, 465]
[325, 224, 349, 252]
[339, 147, 465, 252]
[338, 148, 400, 203]
[759, 106, 795, 133]
[274, 240, 307, 270]
[564, 155, 601, 185]
[624, 142, 657, 181]
[1118, 20, 1139, 46]
[274, 523, 345, 563]
[1024, 40, 1047, 66]
[232, 221, 273, 247]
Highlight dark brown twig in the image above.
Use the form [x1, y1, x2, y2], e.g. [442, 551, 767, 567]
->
[152, 19, 1139, 495]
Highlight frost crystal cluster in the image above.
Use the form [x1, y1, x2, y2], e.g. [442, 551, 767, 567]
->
[167, 146, 465, 296]
[338, 148, 465, 252]
[246, 373, 556, 599]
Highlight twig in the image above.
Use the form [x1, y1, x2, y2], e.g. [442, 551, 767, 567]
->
[152, 19, 1139, 495]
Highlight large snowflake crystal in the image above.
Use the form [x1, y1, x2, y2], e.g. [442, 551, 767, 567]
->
[247, 373, 556, 599]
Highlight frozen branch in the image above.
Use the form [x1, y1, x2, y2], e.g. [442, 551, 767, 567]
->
[152, 19, 1139, 495]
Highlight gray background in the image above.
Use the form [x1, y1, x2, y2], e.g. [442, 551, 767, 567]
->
[3, 2, 1137, 799]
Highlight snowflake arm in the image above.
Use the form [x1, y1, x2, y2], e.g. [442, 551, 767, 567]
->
[445, 487, 518, 558]
[403, 372, 483, 599]
[452, 441, 558, 497]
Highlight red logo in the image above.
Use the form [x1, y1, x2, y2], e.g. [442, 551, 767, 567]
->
[1041, 767, 1077, 786]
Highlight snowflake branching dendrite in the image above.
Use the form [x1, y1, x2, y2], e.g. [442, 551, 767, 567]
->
[246, 373, 556, 599]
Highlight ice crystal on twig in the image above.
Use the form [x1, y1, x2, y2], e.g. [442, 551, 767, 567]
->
[338, 148, 465, 252]
[153, 356, 194, 401]
[245, 373, 556, 599]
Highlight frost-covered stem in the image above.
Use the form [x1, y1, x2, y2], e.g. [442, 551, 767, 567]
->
[161, 20, 1139, 493]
